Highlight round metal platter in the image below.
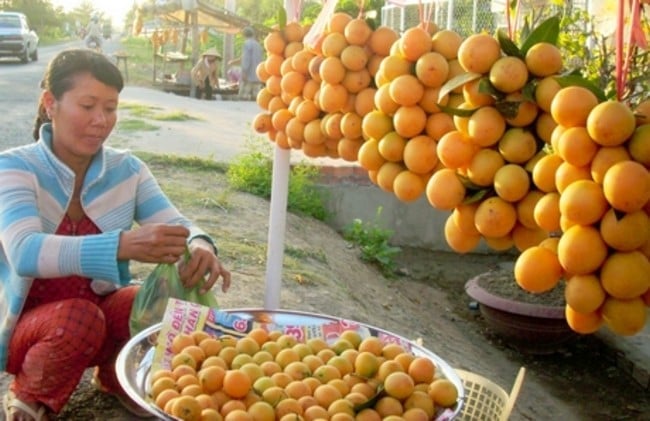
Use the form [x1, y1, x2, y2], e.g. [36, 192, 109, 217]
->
[116, 308, 464, 420]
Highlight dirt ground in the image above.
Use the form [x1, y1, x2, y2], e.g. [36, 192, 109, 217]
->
[1, 161, 645, 420]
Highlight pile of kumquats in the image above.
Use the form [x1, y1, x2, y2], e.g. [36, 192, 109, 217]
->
[149, 328, 459, 421]
[252, 10, 649, 338]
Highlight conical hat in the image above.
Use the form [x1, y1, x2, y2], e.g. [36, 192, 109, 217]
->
[201, 47, 221, 58]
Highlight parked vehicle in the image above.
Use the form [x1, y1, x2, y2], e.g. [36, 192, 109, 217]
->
[0, 11, 38, 63]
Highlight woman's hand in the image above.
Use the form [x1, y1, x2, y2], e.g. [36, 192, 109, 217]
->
[118, 224, 190, 263]
[178, 238, 231, 294]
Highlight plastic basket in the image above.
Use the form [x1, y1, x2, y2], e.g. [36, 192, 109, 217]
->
[454, 367, 526, 421]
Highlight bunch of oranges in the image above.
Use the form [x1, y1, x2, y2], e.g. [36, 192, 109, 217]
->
[253, 14, 400, 162]
[149, 328, 459, 421]
[512, 89, 650, 337]
[252, 14, 649, 337]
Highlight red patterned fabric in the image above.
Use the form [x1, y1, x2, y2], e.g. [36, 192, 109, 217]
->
[6, 214, 138, 413]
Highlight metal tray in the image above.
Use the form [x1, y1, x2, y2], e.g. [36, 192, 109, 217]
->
[116, 308, 464, 420]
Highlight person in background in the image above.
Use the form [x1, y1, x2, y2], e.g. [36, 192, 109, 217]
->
[85, 15, 103, 51]
[0, 49, 231, 420]
[238, 26, 264, 100]
[191, 48, 221, 100]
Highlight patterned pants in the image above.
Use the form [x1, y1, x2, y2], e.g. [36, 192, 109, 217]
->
[6, 286, 138, 413]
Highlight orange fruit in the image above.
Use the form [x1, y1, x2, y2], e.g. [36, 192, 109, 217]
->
[444, 214, 482, 253]
[378, 131, 407, 162]
[498, 128, 538, 165]
[383, 372, 415, 400]
[376, 161, 404, 193]
[407, 357, 435, 384]
[564, 274, 606, 314]
[462, 78, 495, 107]
[559, 179, 608, 226]
[536, 112, 558, 144]
[586, 100, 636, 147]
[415, 52, 449, 88]
[474, 196, 518, 238]
[393, 170, 426, 202]
[493, 164, 531, 202]
[373, 83, 399, 115]
[223, 370, 252, 399]
[467, 106, 507, 147]
[436, 130, 477, 169]
[556, 126, 599, 167]
[550, 86, 599, 128]
[427, 378, 459, 408]
[358, 138, 386, 171]
[602, 160, 650, 213]
[466, 148, 505, 187]
[628, 124, 650, 167]
[531, 153, 563, 193]
[393, 105, 427, 138]
[565, 305, 603, 334]
[457, 33, 502, 74]
[525, 42, 563, 77]
[425, 112, 455, 141]
[398, 26, 432, 61]
[600, 208, 650, 251]
[503, 92, 539, 127]
[431, 29, 463, 59]
[171, 395, 202, 421]
[600, 251, 650, 299]
[368, 26, 399, 56]
[362, 109, 394, 140]
[489, 56, 529, 94]
[557, 224, 608, 275]
[514, 245, 563, 293]
[389, 74, 425, 107]
[533, 191, 561, 232]
[344, 18, 372, 46]
[425, 168, 466, 210]
[554, 162, 591, 194]
[516, 190, 545, 229]
[511, 223, 548, 252]
[535, 76, 562, 113]
[601, 296, 647, 336]
[403, 135, 439, 174]
[590, 145, 631, 184]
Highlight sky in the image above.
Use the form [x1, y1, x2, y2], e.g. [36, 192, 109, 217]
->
[51, 0, 136, 27]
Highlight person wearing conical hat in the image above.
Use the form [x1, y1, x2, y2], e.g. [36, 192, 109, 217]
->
[191, 47, 221, 100]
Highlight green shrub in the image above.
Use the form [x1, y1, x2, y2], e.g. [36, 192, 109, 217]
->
[226, 136, 328, 220]
[343, 207, 401, 277]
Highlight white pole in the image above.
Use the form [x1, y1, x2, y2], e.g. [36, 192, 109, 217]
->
[263, 0, 299, 310]
[447, 0, 454, 31]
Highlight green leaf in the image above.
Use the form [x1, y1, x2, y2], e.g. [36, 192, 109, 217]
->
[496, 28, 522, 58]
[462, 188, 491, 205]
[520, 15, 560, 55]
[494, 100, 522, 119]
[438, 72, 482, 102]
[477, 77, 502, 99]
[554, 75, 608, 102]
[354, 384, 384, 412]
[437, 104, 478, 118]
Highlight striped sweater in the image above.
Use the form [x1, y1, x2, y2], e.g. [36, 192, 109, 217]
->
[0, 123, 214, 370]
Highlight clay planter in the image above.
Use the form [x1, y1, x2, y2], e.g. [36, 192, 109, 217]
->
[465, 271, 577, 354]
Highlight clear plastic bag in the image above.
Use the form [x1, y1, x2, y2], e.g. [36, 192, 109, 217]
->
[128, 249, 219, 336]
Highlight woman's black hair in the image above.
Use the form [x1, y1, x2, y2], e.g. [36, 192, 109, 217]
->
[33, 48, 124, 140]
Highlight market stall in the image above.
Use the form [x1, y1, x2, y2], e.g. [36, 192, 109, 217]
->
[136, 0, 259, 96]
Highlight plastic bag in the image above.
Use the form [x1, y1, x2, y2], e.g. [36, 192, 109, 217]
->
[128, 248, 219, 336]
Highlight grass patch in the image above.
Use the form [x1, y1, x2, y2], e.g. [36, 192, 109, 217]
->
[117, 119, 159, 131]
[151, 111, 200, 121]
[343, 207, 401, 277]
[226, 136, 328, 221]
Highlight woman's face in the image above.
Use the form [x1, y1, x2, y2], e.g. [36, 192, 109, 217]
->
[44, 72, 119, 164]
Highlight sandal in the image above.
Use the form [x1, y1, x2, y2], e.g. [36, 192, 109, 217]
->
[91, 372, 153, 418]
[3, 391, 49, 421]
